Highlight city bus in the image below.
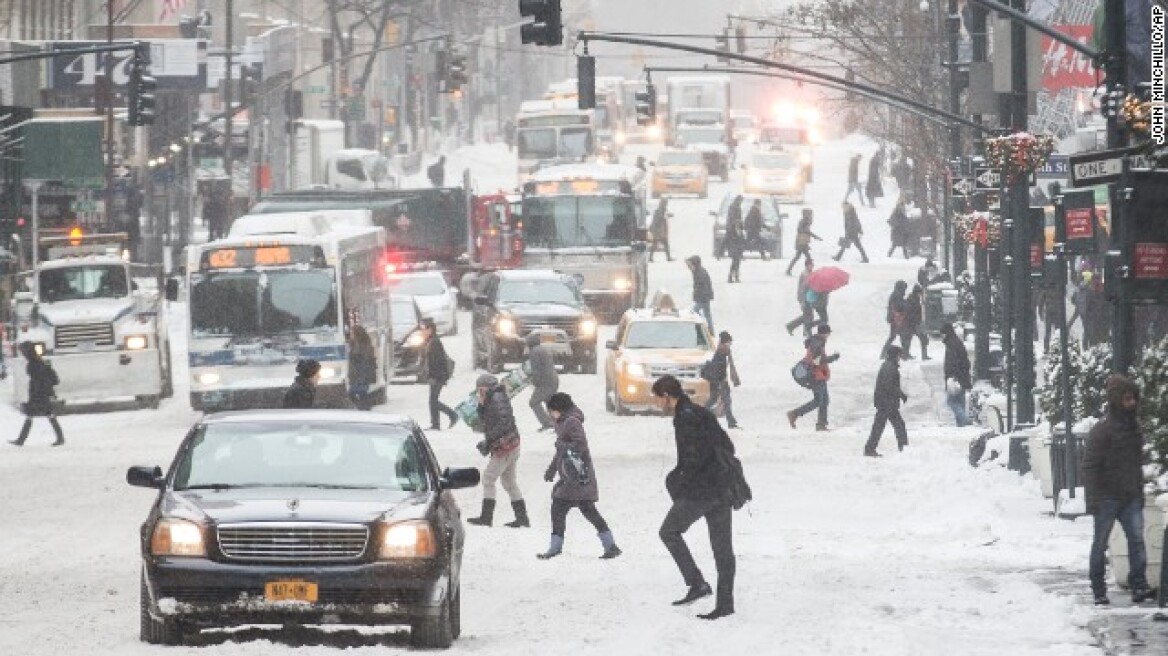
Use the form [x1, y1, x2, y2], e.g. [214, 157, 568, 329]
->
[183, 224, 392, 412]
[515, 99, 595, 183]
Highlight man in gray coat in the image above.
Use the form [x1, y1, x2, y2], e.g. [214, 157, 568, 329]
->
[525, 334, 559, 431]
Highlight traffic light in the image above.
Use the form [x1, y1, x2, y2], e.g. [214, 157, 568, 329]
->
[435, 48, 448, 93]
[240, 64, 262, 106]
[716, 29, 730, 63]
[519, 0, 562, 47]
[634, 84, 656, 126]
[284, 89, 303, 120]
[446, 52, 469, 93]
[577, 55, 595, 110]
[736, 26, 747, 54]
[127, 43, 156, 126]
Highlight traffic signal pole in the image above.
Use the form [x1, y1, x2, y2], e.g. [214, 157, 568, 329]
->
[1010, 0, 1036, 425]
[104, 0, 115, 233]
[1103, 0, 1133, 373]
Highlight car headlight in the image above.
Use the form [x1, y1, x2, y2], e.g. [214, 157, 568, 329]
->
[196, 372, 220, 385]
[405, 331, 426, 347]
[496, 316, 517, 337]
[800, 153, 812, 165]
[124, 335, 148, 350]
[579, 318, 597, 337]
[625, 362, 647, 378]
[614, 131, 626, 144]
[379, 521, 437, 559]
[748, 173, 764, 186]
[318, 366, 337, 379]
[648, 124, 662, 139]
[150, 518, 206, 557]
[787, 172, 800, 185]
[614, 276, 632, 291]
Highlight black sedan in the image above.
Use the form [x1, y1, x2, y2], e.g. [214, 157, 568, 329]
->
[128, 410, 480, 648]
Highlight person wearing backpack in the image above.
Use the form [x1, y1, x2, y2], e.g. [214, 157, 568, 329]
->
[651, 374, 739, 620]
[9, 341, 65, 446]
[703, 331, 740, 429]
[787, 324, 839, 432]
[536, 392, 621, 560]
[863, 344, 909, 457]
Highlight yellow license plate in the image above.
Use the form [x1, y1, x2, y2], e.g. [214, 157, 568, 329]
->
[264, 581, 318, 602]
[540, 334, 556, 343]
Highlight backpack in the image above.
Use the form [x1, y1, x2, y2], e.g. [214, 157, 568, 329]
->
[791, 358, 813, 388]
[563, 447, 591, 486]
[700, 358, 717, 382]
[711, 429, 752, 510]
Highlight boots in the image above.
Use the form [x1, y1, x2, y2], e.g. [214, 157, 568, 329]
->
[467, 499, 496, 526]
[536, 534, 564, 560]
[504, 500, 530, 528]
[9, 418, 32, 446]
[599, 530, 622, 559]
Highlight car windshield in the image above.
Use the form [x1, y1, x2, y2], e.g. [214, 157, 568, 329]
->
[497, 279, 580, 305]
[190, 269, 338, 337]
[676, 128, 724, 145]
[717, 197, 780, 227]
[522, 195, 637, 248]
[753, 153, 797, 169]
[387, 275, 446, 296]
[173, 421, 430, 492]
[39, 265, 128, 302]
[625, 321, 710, 349]
[657, 151, 703, 166]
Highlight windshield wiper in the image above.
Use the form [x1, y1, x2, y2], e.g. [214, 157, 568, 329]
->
[286, 483, 383, 490]
[181, 483, 248, 491]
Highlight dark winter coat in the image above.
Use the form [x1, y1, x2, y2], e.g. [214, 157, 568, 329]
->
[282, 377, 316, 409]
[889, 206, 909, 245]
[904, 291, 924, 330]
[804, 334, 839, 382]
[691, 263, 714, 303]
[424, 336, 451, 383]
[527, 343, 559, 390]
[843, 204, 862, 238]
[665, 395, 735, 502]
[943, 333, 972, 390]
[847, 155, 860, 183]
[1082, 377, 1145, 514]
[886, 282, 909, 327]
[865, 156, 884, 198]
[705, 345, 740, 386]
[348, 350, 377, 388]
[546, 407, 599, 502]
[873, 357, 906, 411]
[650, 203, 669, 239]
[726, 220, 746, 257]
[24, 354, 59, 416]
[744, 204, 764, 240]
[427, 160, 445, 187]
[796, 268, 812, 304]
[479, 385, 520, 454]
[794, 216, 820, 250]
[727, 197, 744, 228]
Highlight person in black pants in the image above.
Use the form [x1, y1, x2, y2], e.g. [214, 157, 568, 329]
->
[652, 374, 737, 620]
[422, 319, 458, 430]
[10, 342, 64, 446]
[536, 393, 621, 560]
[725, 216, 745, 283]
[864, 345, 909, 457]
[833, 201, 869, 263]
[882, 281, 909, 356]
[649, 199, 673, 262]
[347, 325, 378, 410]
[786, 208, 821, 275]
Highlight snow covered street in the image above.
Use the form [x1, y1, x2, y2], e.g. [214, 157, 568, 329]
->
[0, 137, 1110, 654]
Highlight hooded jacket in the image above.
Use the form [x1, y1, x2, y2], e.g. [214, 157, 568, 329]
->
[282, 377, 315, 409]
[873, 356, 905, 411]
[886, 281, 908, 325]
[688, 257, 714, 302]
[479, 384, 520, 454]
[21, 343, 59, 416]
[1081, 376, 1145, 513]
[942, 330, 972, 390]
[665, 394, 735, 502]
[545, 406, 599, 502]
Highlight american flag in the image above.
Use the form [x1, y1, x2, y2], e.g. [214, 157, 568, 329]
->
[158, 0, 189, 22]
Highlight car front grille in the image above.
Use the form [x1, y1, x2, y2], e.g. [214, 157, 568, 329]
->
[520, 317, 579, 338]
[217, 523, 369, 562]
[158, 586, 425, 606]
[649, 364, 702, 379]
[55, 323, 115, 349]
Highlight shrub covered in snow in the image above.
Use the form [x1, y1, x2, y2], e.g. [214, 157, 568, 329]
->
[1038, 340, 1112, 426]
[1132, 336, 1168, 490]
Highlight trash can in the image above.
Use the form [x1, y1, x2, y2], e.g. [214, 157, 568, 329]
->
[924, 282, 958, 335]
[1028, 430, 1054, 499]
[1050, 428, 1087, 506]
[1007, 422, 1035, 474]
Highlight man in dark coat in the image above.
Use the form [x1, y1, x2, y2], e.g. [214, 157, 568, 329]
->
[468, 374, 528, 528]
[725, 216, 745, 283]
[887, 198, 910, 258]
[652, 374, 737, 620]
[9, 342, 64, 446]
[525, 334, 559, 431]
[900, 283, 930, 360]
[882, 281, 909, 356]
[1082, 374, 1154, 605]
[649, 199, 673, 262]
[833, 201, 869, 262]
[863, 345, 909, 457]
[686, 255, 715, 334]
[940, 323, 972, 426]
[703, 331, 741, 429]
[864, 153, 883, 207]
[426, 155, 446, 187]
[844, 153, 864, 203]
[786, 208, 822, 276]
[536, 392, 620, 560]
[787, 324, 839, 431]
[743, 198, 768, 259]
[282, 359, 320, 409]
[422, 319, 458, 430]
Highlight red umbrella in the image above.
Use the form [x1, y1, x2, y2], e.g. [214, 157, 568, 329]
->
[806, 266, 850, 294]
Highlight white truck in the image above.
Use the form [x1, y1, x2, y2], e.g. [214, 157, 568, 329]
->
[666, 77, 733, 181]
[8, 234, 172, 410]
[289, 120, 396, 191]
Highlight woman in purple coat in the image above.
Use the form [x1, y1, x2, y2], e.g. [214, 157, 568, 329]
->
[536, 392, 621, 560]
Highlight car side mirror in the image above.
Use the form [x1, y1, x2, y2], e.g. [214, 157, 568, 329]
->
[473, 296, 490, 306]
[605, 340, 617, 350]
[440, 467, 481, 490]
[164, 278, 179, 302]
[126, 465, 164, 489]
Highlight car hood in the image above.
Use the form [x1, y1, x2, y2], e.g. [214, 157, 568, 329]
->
[38, 298, 135, 325]
[163, 488, 432, 524]
[657, 165, 702, 176]
[687, 143, 728, 155]
[497, 303, 585, 319]
[620, 348, 712, 364]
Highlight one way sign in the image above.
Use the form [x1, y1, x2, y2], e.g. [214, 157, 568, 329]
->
[951, 177, 975, 196]
[974, 167, 1001, 189]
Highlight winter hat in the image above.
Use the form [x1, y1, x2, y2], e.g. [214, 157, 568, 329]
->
[719, 331, 733, 344]
[816, 324, 832, 335]
[884, 344, 902, 360]
[296, 359, 321, 378]
[547, 392, 574, 413]
[687, 255, 702, 266]
[940, 323, 956, 338]
[1105, 374, 1140, 411]
[476, 374, 499, 388]
[525, 333, 542, 348]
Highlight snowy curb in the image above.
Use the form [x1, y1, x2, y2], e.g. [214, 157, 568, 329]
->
[1085, 614, 1166, 655]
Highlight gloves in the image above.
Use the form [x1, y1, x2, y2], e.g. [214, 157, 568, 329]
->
[901, 393, 909, 403]
[475, 440, 490, 457]
[544, 468, 556, 483]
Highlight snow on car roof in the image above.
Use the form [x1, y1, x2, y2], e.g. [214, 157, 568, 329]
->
[202, 409, 417, 428]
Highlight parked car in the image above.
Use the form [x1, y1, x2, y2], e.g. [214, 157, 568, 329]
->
[471, 269, 599, 374]
[604, 303, 715, 415]
[128, 410, 481, 648]
[742, 150, 806, 202]
[387, 271, 459, 335]
[391, 295, 426, 382]
[650, 149, 709, 199]
[711, 193, 786, 259]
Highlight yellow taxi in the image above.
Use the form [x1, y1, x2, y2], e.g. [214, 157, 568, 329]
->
[651, 149, 709, 199]
[742, 149, 806, 202]
[604, 295, 715, 415]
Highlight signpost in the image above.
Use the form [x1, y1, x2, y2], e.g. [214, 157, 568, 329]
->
[974, 167, 1001, 189]
[1068, 146, 1153, 187]
[951, 176, 975, 196]
[1036, 153, 1070, 178]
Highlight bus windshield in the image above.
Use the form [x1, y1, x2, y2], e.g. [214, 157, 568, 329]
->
[190, 269, 339, 338]
[522, 195, 637, 248]
[518, 128, 557, 160]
